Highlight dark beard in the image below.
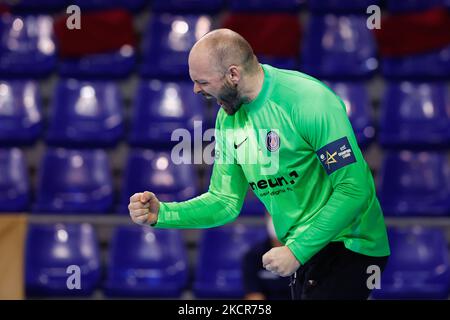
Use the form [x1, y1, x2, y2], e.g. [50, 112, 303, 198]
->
[218, 81, 243, 115]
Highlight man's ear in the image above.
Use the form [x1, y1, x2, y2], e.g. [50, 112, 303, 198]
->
[228, 65, 240, 84]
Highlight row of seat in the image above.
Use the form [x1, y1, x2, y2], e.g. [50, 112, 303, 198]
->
[1, 79, 449, 149]
[0, 79, 208, 148]
[1, 14, 449, 79]
[25, 223, 450, 299]
[1, 147, 449, 217]
[9, 0, 450, 13]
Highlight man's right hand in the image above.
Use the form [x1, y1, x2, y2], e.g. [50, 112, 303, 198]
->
[128, 191, 160, 226]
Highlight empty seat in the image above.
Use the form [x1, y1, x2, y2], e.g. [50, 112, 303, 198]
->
[309, 0, 380, 13]
[241, 190, 266, 216]
[0, 148, 29, 212]
[71, 0, 147, 11]
[229, 0, 303, 12]
[34, 148, 114, 214]
[325, 81, 374, 148]
[379, 82, 450, 149]
[129, 80, 204, 148]
[387, 0, 446, 13]
[10, 0, 66, 12]
[152, 0, 224, 13]
[301, 14, 378, 79]
[258, 56, 298, 70]
[59, 45, 136, 79]
[119, 149, 198, 213]
[46, 79, 124, 148]
[26, 223, 101, 297]
[140, 14, 212, 79]
[377, 151, 450, 217]
[0, 15, 56, 77]
[104, 226, 188, 297]
[382, 45, 450, 80]
[0, 80, 42, 146]
[194, 224, 268, 298]
[372, 227, 450, 299]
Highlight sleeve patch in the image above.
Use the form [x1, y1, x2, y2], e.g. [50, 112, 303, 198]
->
[316, 137, 357, 175]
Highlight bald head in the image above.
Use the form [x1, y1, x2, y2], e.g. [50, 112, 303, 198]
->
[189, 28, 259, 75]
[188, 29, 264, 116]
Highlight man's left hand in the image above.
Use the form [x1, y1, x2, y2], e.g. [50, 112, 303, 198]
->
[262, 246, 300, 277]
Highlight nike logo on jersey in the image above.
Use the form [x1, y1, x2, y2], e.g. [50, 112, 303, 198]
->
[234, 137, 248, 149]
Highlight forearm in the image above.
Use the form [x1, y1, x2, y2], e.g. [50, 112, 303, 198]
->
[154, 189, 244, 228]
[286, 182, 370, 264]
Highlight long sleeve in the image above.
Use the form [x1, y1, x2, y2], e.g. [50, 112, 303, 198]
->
[286, 83, 374, 264]
[153, 112, 248, 229]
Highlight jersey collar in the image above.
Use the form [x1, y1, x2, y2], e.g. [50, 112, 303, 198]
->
[242, 64, 273, 114]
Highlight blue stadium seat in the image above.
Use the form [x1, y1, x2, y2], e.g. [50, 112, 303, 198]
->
[10, 0, 67, 13]
[0, 15, 56, 77]
[59, 45, 136, 79]
[377, 151, 450, 217]
[119, 149, 198, 213]
[71, 0, 147, 11]
[309, 0, 380, 13]
[229, 0, 303, 12]
[258, 56, 299, 70]
[325, 81, 374, 148]
[241, 190, 266, 216]
[34, 148, 114, 214]
[372, 227, 450, 299]
[387, 0, 446, 13]
[46, 79, 124, 148]
[382, 45, 450, 80]
[194, 224, 268, 298]
[26, 223, 101, 297]
[0, 148, 29, 212]
[301, 14, 378, 79]
[129, 80, 204, 148]
[152, 0, 224, 13]
[104, 226, 188, 297]
[379, 82, 450, 149]
[0, 80, 42, 146]
[140, 14, 212, 79]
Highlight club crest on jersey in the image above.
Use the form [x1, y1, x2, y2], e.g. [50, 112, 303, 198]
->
[266, 131, 280, 152]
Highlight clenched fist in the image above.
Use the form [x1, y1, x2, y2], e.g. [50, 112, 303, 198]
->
[262, 246, 300, 277]
[128, 191, 160, 226]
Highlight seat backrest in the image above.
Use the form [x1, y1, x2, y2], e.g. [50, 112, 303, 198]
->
[0, 80, 42, 143]
[381, 82, 449, 131]
[108, 226, 187, 273]
[378, 151, 449, 198]
[141, 14, 212, 77]
[383, 227, 450, 284]
[35, 148, 113, 213]
[0, 148, 29, 211]
[302, 14, 377, 78]
[229, 0, 302, 12]
[121, 149, 197, 205]
[25, 223, 101, 294]
[133, 80, 203, 124]
[152, 0, 224, 13]
[196, 224, 268, 281]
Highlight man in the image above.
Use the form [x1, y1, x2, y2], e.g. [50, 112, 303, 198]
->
[129, 29, 390, 300]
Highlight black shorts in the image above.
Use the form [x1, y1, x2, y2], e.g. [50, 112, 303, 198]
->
[290, 241, 389, 300]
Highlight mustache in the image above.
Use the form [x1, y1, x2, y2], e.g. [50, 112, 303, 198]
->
[200, 92, 213, 99]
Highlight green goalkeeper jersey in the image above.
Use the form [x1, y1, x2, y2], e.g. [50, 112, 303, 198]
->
[154, 64, 390, 264]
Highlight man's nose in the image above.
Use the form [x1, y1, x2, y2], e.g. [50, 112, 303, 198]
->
[193, 82, 202, 94]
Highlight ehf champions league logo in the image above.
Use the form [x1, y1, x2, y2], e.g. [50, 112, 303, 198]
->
[266, 130, 280, 152]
